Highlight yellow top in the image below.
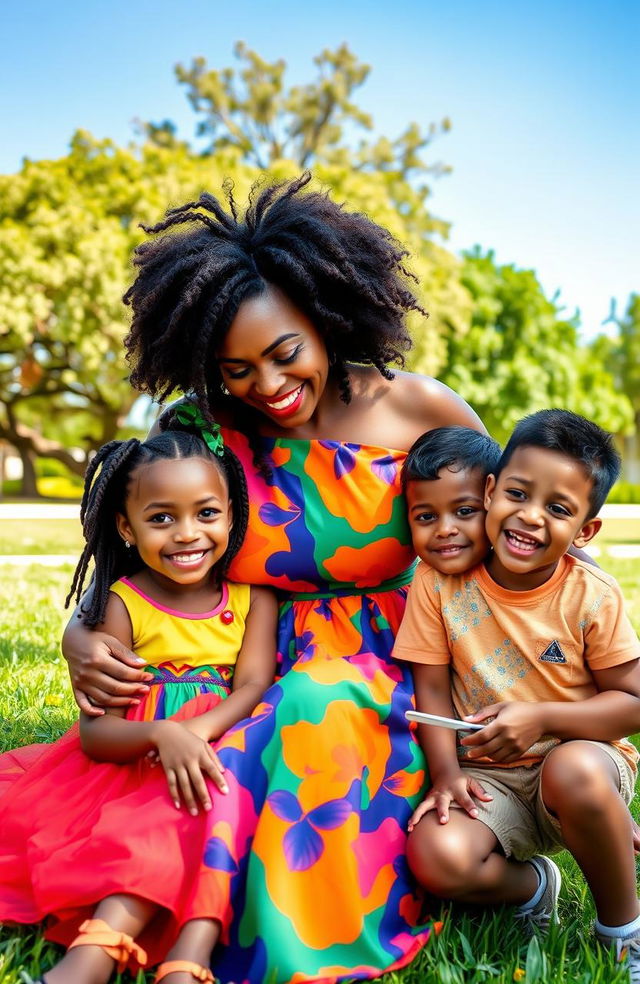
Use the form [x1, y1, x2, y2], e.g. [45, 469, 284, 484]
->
[109, 578, 251, 669]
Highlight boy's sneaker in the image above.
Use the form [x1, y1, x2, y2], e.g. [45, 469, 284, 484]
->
[514, 855, 561, 935]
[595, 927, 640, 984]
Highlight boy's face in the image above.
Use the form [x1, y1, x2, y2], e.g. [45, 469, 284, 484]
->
[484, 445, 601, 591]
[406, 466, 489, 574]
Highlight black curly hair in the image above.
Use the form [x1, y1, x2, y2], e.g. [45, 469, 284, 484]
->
[123, 172, 425, 453]
[66, 420, 248, 627]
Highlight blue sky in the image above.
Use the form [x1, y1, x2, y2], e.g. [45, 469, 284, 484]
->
[2, 0, 638, 339]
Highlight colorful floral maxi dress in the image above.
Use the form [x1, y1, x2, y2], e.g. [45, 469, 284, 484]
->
[199, 432, 432, 984]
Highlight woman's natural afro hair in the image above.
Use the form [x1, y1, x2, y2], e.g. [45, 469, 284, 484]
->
[124, 172, 425, 420]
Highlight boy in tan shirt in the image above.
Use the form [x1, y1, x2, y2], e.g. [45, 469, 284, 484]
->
[395, 411, 640, 980]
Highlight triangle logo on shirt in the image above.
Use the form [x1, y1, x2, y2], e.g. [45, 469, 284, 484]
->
[539, 640, 567, 664]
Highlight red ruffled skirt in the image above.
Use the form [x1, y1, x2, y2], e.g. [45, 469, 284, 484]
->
[0, 669, 234, 967]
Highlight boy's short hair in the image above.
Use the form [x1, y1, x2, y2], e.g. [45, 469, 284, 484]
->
[402, 427, 502, 489]
[496, 409, 621, 518]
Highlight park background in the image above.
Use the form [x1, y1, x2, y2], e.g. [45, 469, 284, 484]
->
[0, 1, 639, 982]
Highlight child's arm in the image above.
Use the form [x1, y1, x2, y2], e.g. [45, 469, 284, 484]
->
[180, 585, 278, 744]
[409, 663, 492, 828]
[79, 591, 227, 812]
[78, 591, 152, 759]
[462, 659, 640, 763]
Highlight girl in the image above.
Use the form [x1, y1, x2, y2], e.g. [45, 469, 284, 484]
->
[0, 414, 277, 984]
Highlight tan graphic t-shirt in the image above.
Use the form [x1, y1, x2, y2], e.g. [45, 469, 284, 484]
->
[393, 555, 640, 771]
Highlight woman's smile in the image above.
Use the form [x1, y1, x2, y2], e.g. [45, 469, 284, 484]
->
[261, 383, 306, 416]
[217, 286, 329, 430]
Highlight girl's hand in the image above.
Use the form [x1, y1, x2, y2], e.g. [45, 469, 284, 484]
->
[146, 715, 218, 765]
[461, 702, 545, 763]
[408, 770, 492, 829]
[154, 721, 228, 814]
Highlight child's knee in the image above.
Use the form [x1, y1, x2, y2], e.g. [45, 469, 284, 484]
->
[542, 743, 620, 817]
[407, 816, 483, 897]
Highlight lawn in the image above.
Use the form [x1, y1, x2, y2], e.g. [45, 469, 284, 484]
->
[0, 558, 639, 983]
[0, 519, 83, 556]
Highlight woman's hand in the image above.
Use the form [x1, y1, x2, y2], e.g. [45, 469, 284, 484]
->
[153, 721, 228, 815]
[408, 769, 492, 829]
[63, 627, 153, 717]
[461, 701, 546, 763]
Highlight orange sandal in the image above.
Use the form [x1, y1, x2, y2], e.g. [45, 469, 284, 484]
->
[67, 918, 148, 973]
[154, 960, 214, 982]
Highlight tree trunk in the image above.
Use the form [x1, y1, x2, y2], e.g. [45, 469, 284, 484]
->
[14, 440, 39, 498]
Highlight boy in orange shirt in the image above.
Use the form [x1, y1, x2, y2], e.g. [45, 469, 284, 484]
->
[395, 411, 640, 978]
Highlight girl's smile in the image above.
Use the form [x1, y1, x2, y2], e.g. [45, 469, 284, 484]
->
[116, 456, 232, 599]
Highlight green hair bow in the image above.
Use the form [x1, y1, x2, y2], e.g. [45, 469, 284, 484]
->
[175, 402, 224, 457]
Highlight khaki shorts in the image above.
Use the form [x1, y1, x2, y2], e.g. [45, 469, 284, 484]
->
[460, 741, 636, 860]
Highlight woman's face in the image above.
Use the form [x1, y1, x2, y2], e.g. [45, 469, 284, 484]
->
[216, 286, 330, 428]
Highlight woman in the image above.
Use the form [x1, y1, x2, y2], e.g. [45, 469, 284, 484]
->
[62, 173, 484, 983]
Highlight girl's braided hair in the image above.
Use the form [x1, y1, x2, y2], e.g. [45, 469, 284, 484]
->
[123, 172, 425, 466]
[66, 420, 248, 627]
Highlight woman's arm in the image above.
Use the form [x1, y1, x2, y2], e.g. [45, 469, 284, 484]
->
[62, 584, 153, 716]
[182, 586, 278, 743]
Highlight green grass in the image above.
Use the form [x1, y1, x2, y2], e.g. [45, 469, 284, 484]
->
[0, 519, 83, 556]
[1, 560, 639, 983]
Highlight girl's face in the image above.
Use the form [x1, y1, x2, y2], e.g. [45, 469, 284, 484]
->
[116, 456, 232, 592]
[216, 285, 330, 429]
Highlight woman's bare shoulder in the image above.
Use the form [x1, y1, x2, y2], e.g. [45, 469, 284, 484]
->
[392, 371, 485, 431]
[341, 366, 485, 451]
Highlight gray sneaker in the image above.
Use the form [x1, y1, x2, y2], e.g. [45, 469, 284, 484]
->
[595, 927, 640, 984]
[514, 855, 561, 935]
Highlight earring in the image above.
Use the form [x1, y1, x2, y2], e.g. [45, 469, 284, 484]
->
[221, 383, 230, 397]
[123, 539, 131, 550]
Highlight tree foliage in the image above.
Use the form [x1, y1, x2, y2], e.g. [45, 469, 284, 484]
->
[0, 134, 257, 493]
[438, 250, 633, 444]
[167, 42, 451, 238]
[591, 294, 640, 480]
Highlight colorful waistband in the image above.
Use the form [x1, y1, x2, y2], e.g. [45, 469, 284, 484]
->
[287, 563, 416, 602]
[143, 663, 234, 686]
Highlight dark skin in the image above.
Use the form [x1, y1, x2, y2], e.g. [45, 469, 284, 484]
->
[80, 582, 277, 814]
[62, 286, 486, 713]
[406, 462, 640, 924]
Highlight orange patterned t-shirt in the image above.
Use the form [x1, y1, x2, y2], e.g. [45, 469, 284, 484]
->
[394, 555, 640, 771]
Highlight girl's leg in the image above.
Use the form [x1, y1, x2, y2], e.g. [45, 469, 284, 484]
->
[540, 741, 639, 926]
[155, 918, 221, 983]
[407, 809, 539, 905]
[43, 894, 155, 984]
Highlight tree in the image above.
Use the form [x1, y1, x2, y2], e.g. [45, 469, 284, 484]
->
[0, 133, 257, 495]
[164, 42, 452, 238]
[594, 294, 640, 480]
[438, 249, 632, 444]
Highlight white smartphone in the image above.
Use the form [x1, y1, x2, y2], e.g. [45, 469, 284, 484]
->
[405, 710, 484, 732]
